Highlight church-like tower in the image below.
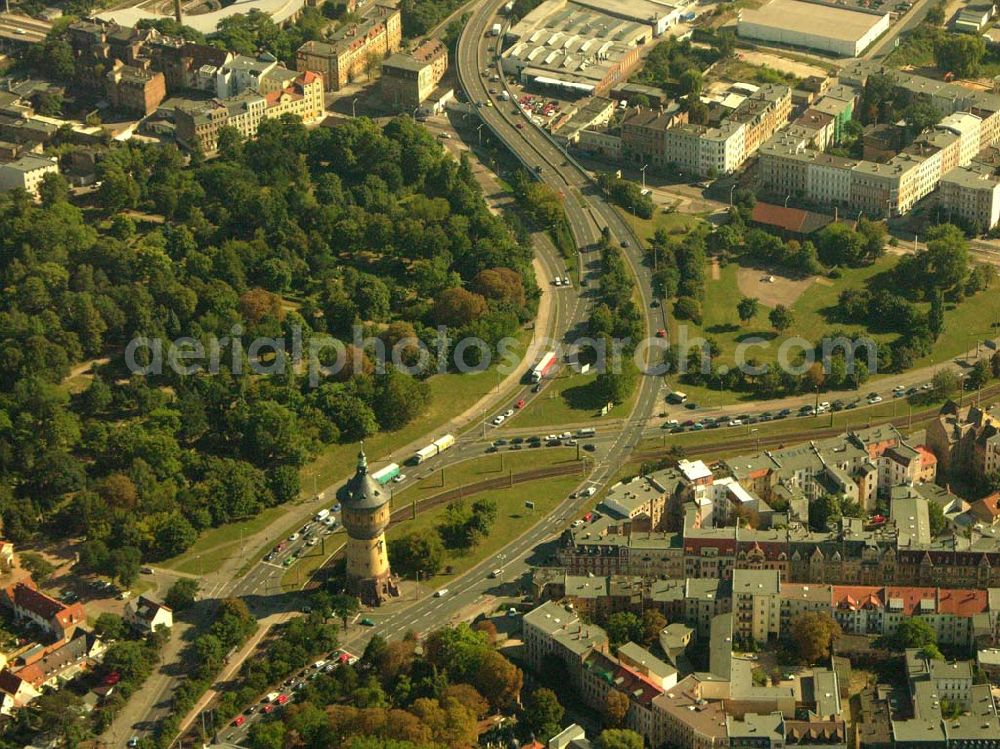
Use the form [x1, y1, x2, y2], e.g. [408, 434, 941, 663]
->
[338, 446, 399, 606]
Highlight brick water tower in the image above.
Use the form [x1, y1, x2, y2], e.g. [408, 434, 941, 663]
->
[338, 446, 399, 606]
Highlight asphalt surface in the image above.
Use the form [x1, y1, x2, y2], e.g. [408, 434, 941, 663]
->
[865, 0, 938, 58]
[455, 0, 668, 489]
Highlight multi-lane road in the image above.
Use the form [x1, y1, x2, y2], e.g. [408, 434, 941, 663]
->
[455, 0, 670, 488]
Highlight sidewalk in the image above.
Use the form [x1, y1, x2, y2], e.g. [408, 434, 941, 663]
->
[175, 613, 287, 738]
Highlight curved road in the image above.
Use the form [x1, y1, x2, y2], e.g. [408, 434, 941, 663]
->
[455, 0, 669, 487]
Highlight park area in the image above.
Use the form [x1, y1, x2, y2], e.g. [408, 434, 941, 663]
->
[664, 254, 996, 405]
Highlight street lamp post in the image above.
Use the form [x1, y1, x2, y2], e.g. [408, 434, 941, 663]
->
[497, 552, 507, 582]
[730, 183, 736, 207]
[352, 98, 359, 118]
[477, 123, 485, 146]
[640, 164, 648, 190]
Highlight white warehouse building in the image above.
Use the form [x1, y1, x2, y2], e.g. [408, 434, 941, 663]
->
[737, 0, 891, 57]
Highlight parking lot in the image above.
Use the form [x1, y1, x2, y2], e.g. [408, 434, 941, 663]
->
[660, 381, 936, 433]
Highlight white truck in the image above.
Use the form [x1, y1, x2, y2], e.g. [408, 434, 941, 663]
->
[264, 691, 280, 703]
[490, 22, 502, 36]
[500, 90, 510, 102]
[314, 508, 330, 522]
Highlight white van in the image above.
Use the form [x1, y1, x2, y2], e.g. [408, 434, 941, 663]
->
[434, 589, 449, 597]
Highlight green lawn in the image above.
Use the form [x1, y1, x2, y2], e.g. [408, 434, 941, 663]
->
[163, 330, 533, 576]
[629, 210, 705, 244]
[502, 370, 638, 429]
[664, 256, 995, 401]
[280, 450, 580, 587]
[389, 447, 579, 511]
[674, 259, 894, 370]
[384, 472, 582, 588]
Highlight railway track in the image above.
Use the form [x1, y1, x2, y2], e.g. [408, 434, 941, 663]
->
[306, 460, 586, 582]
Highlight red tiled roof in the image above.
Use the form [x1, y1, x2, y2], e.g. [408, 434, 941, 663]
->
[298, 70, 320, 85]
[4, 581, 84, 630]
[973, 492, 1000, 519]
[751, 202, 836, 235]
[936, 588, 988, 616]
[833, 585, 988, 617]
[917, 446, 937, 465]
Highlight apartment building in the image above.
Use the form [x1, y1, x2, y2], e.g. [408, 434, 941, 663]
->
[624, 85, 789, 176]
[832, 586, 989, 647]
[927, 402, 1000, 478]
[296, 4, 402, 92]
[174, 67, 323, 152]
[0, 155, 59, 198]
[939, 164, 1000, 230]
[380, 38, 448, 111]
[732, 569, 781, 644]
[105, 60, 166, 116]
[760, 66, 1000, 218]
[522, 600, 609, 681]
[621, 106, 688, 168]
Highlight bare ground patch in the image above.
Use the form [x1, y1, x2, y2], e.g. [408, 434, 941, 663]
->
[736, 267, 815, 307]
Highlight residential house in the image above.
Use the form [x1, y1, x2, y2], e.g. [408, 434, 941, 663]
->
[124, 596, 173, 634]
[1, 581, 85, 642]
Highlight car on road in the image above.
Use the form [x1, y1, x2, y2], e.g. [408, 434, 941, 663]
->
[562, 276, 570, 286]
[546, 439, 561, 446]
[393, 474, 406, 483]
[504, 409, 515, 418]
[655, 328, 666, 338]
[516, 399, 526, 409]
[922, 382, 933, 390]
[360, 617, 375, 626]
[233, 716, 245, 727]
[434, 589, 449, 597]
[868, 395, 883, 404]
[621, 240, 630, 248]
[307, 537, 318, 546]
[332, 503, 341, 512]
[507, 607, 518, 617]
[128, 738, 139, 748]
[264, 552, 276, 562]
[490, 569, 502, 578]
[288, 532, 299, 542]
[263, 703, 275, 713]
[492, 415, 505, 425]
[728, 419, 743, 427]
[283, 557, 295, 567]
[583, 443, 596, 452]
[140, 566, 153, 574]
[685, 402, 697, 410]
[274, 542, 286, 553]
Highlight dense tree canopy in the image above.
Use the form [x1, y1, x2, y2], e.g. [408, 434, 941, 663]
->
[0, 115, 536, 565]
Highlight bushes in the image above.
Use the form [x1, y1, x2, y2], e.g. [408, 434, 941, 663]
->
[673, 296, 702, 324]
[597, 173, 654, 219]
